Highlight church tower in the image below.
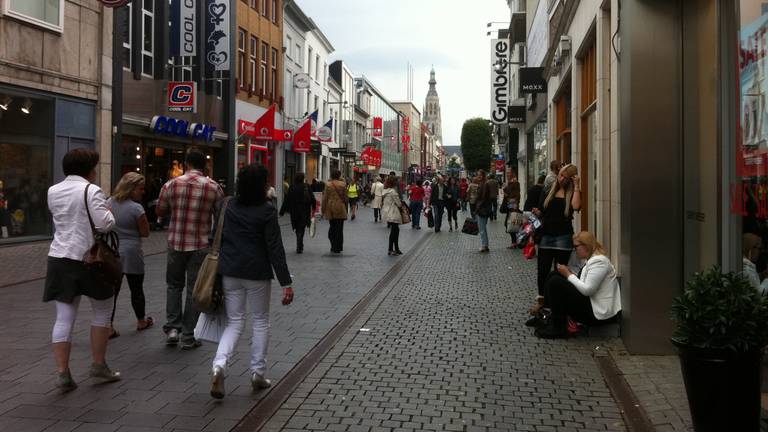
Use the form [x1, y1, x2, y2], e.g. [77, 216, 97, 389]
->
[422, 67, 443, 143]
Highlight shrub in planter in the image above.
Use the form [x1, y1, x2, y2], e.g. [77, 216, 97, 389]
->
[671, 266, 768, 432]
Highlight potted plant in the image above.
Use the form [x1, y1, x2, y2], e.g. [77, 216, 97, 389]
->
[671, 266, 768, 431]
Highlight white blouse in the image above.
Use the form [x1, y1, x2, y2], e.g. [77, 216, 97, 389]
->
[48, 176, 115, 261]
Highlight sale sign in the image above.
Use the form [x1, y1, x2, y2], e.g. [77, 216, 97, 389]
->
[168, 82, 196, 112]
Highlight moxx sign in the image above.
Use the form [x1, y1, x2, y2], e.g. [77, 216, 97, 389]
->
[150, 115, 216, 141]
[490, 39, 510, 125]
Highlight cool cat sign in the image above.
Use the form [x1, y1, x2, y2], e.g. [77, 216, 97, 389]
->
[150, 115, 217, 142]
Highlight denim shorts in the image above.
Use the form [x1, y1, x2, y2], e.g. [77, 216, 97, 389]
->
[539, 233, 573, 251]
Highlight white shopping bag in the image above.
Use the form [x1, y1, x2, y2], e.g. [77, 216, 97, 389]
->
[194, 311, 228, 343]
[309, 215, 317, 238]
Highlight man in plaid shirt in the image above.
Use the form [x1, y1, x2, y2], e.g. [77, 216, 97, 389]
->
[157, 150, 224, 349]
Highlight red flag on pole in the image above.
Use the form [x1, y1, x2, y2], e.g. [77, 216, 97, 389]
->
[293, 119, 311, 153]
[251, 104, 275, 140]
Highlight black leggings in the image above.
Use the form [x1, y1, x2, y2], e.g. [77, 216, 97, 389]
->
[543, 272, 598, 329]
[111, 273, 146, 323]
[388, 222, 400, 252]
[446, 202, 459, 225]
[374, 208, 381, 221]
[536, 248, 572, 296]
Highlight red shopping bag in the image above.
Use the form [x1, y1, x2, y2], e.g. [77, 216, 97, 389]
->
[523, 237, 536, 259]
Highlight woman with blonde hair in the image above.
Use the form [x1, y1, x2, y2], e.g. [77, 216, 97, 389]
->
[108, 172, 152, 338]
[533, 231, 622, 339]
[533, 164, 581, 295]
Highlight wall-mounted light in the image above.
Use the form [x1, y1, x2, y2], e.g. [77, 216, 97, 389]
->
[20, 98, 32, 114]
[0, 95, 11, 111]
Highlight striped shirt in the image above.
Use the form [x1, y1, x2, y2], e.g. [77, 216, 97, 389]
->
[157, 170, 224, 251]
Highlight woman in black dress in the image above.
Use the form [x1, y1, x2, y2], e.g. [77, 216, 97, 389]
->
[279, 172, 316, 254]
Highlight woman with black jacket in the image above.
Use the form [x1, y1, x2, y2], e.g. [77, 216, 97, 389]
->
[280, 172, 316, 254]
[209, 164, 294, 399]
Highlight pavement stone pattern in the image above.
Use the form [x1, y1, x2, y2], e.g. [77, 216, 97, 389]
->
[609, 351, 692, 432]
[0, 206, 425, 432]
[263, 216, 628, 432]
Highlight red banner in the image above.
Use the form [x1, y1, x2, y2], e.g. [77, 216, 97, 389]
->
[293, 119, 311, 153]
[273, 129, 293, 141]
[239, 105, 275, 140]
[361, 146, 373, 164]
[495, 160, 505, 171]
[373, 117, 383, 137]
[372, 149, 382, 168]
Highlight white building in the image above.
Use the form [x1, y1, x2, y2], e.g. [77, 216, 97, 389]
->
[304, 21, 334, 182]
[282, 0, 313, 183]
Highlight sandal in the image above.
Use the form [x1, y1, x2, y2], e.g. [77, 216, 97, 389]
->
[137, 317, 154, 331]
[109, 328, 120, 339]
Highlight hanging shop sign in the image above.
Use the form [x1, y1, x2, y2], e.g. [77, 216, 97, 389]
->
[167, 82, 197, 112]
[519, 67, 547, 94]
[490, 39, 511, 125]
[372, 117, 383, 137]
[150, 115, 216, 141]
[317, 118, 334, 142]
[508, 105, 526, 124]
[98, 0, 132, 7]
[294, 73, 311, 89]
[205, 0, 230, 71]
[170, 0, 196, 57]
[293, 119, 311, 153]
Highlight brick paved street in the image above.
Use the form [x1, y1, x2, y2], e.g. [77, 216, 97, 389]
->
[262, 215, 627, 432]
[0, 207, 426, 432]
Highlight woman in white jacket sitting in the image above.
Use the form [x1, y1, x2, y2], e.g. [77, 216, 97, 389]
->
[535, 231, 622, 339]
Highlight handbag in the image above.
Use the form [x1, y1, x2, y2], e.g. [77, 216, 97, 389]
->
[194, 311, 229, 343]
[398, 201, 411, 225]
[461, 217, 479, 236]
[192, 197, 231, 314]
[523, 237, 536, 259]
[82, 184, 122, 298]
[506, 211, 524, 234]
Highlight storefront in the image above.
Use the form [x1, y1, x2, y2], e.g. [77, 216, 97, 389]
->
[0, 84, 97, 243]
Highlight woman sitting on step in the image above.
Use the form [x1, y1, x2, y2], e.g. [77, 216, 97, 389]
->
[532, 231, 622, 339]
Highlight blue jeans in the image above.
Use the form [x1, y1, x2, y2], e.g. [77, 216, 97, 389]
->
[432, 201, 445, 231]
[477, 216, 489, 247]
[164, 248, 208, 342]
[409, 201, 423, 227]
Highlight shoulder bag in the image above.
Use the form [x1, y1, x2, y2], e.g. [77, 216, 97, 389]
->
[83, 184, 122, 298]
[192, 197, 231, 314]
[398, 197, 411, 225]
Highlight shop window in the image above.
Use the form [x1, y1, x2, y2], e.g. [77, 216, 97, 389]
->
[171, 56, 193, 82]
[0, 94, 54, 242]
[3, 0, 63, 32]
[736, 2, 768, 288]
[141, 0, 155, 78]
[555, 92, 572, 164]
[579, 41, 597, 231]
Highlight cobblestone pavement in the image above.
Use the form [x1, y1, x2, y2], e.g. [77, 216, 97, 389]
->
[609, 351, 692, 432]
[263, 216, 627, 432]
[0, 206, 426, 432]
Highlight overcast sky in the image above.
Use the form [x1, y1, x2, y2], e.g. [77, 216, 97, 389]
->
[293, 0, 511, 148]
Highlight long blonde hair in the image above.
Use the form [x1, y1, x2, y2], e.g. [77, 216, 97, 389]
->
[543, 164, 578, 216]
[112, 172, 145, 202]
[573, 231, 607, 257]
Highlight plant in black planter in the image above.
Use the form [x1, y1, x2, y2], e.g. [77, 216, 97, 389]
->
[671, 266, 768, 432]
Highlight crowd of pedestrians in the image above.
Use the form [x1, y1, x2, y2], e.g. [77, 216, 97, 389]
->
[42, 146, 622, 401]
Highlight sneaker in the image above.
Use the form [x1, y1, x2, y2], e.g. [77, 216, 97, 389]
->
[180, 339, 202, 350]
[89, 363, 121, 382]
[166, 329, 180, 346]
[210, 366, 225, 399]
[56, 369, 77, 394]
[250, 372, 271, 390]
